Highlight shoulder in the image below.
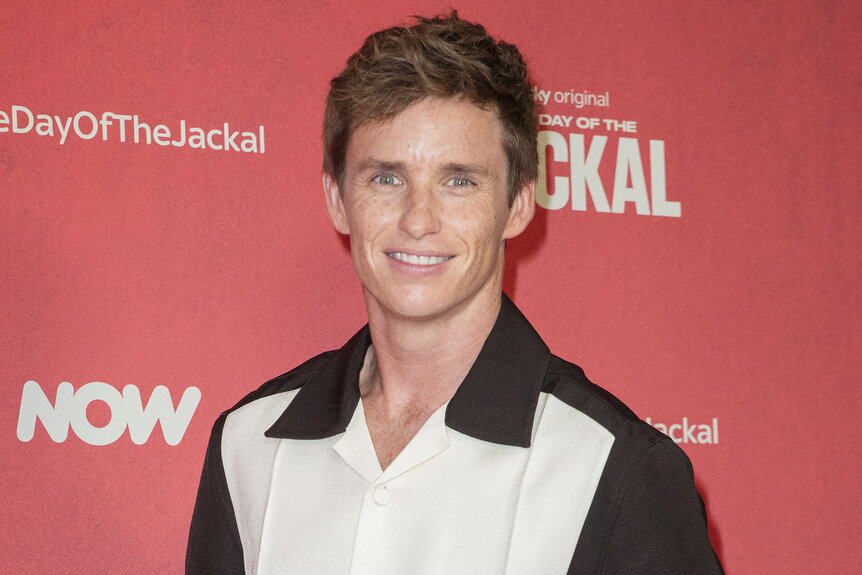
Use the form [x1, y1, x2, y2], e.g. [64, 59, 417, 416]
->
[201, 349, 340, 447]
[222, 349, 339, 417]
[543, 356, 723, 572]
[542, 353, 668, 450]
[541, 353, 705, 523]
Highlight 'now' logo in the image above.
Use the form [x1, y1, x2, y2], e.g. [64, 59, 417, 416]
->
[17, 380, 201, 446]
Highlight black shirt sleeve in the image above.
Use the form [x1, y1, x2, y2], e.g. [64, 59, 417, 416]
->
[599, 437, 724, 574]
[186, 413, 246, 575]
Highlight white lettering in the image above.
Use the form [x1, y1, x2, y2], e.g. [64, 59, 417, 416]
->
[188, 127, 206, 149]
[603, 119, 637, 133]
[535, 131, 679, 217]
[240, 131, 257, 153]
[682, 417, 698, 443]
[536, 130, 569, 210]
[646, 416, 719, 444]
[207, 128, 223, 150]
[153, 124, 171, 146]
[171, 120, 186, 147]
[611, 137, 650, 215]
[16, 380, 201, 445]
[69, 381, 126, 446]
[575, 117, 601, 130]
[122, 385, 201, 445]
[100, 112, 114, 140]
[133, 115, 151, 144]
[3, 106, 265, 154]
[17, 381, 74, 442]
[113, 114, 132, 142]
[12, 105, 34, 133]
[54, 115, 72, 144]
[538, 114, 573, 128]
[223, 123, 240, 151]
[570, 133, 610, 212]
[35, 114, 53, 136]
[73, 111, 99, 140]
[532, 87, 551, 106]
[649, 140, 681, 217]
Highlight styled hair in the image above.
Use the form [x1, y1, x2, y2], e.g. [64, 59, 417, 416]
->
[323, 10, 538, 204]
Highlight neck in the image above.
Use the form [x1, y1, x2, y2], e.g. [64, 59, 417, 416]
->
[360, 288, 502, 411]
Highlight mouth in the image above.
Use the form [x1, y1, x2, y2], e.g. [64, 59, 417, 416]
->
[386, 252, 453, 266]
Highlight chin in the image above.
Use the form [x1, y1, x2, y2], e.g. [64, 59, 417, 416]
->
[369, 285, 456, 321]
[393, 294, 450, 319]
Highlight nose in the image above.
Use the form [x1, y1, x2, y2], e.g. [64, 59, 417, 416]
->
[398, 184, 441, 239]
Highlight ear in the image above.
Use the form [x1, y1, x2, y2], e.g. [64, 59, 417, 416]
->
[323, 173, 350, 235]
[503, 180, 536, 240]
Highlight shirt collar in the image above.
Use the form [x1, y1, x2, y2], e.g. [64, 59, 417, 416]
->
[265, 293, 550, 447]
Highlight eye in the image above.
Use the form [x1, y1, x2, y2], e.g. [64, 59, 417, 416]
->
[372, 173, 403, 186]
[446, 176, 475, 187]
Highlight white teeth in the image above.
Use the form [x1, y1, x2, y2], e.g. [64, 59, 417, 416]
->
[388, 252, 451, 265]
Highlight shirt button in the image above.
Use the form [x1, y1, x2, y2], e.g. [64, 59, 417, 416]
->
[373, 486, 390, 506]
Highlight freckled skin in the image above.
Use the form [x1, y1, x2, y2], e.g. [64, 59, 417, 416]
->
[324, 97, 531, 323]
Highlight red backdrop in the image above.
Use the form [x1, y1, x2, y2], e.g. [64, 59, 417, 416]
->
[2, 1, 860, 572]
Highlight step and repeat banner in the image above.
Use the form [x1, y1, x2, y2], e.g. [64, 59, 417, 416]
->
[2, 1, 859, 573]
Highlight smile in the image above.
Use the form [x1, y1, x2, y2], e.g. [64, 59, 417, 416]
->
[387, 252, 453, 265]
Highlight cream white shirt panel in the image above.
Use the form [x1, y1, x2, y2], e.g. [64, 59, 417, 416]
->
[221, 388, 301, 575]
[222, 390, 614, 575]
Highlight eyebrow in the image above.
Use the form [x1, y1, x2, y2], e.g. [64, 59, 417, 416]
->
[354, 159, 491, 176]
[354, 159, 405, 173]
[441, 163, 491, 177]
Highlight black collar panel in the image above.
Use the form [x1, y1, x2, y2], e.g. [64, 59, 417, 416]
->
[265, 294, 550, 447]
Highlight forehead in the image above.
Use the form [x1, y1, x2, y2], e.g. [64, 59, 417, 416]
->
[345, 97, 505, 171]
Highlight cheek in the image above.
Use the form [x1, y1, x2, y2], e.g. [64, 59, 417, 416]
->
[345, 198, 383, 238]
[449, 199, 510, 242]
[345, 200, 396, 257]
[449, 219, 508, 262]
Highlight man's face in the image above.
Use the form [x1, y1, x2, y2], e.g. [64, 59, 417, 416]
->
[324, 97, 534, 321]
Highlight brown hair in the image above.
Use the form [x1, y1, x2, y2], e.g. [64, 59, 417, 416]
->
[323, 10, 537, 204]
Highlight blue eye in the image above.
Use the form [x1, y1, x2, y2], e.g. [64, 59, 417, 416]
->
[447, 177, 475, 187]
[373, 174, 402, 185]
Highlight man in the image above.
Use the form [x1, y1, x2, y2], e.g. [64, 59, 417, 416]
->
[187, 12, 724, 574]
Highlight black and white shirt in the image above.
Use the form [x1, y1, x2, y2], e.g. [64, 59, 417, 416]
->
[187, 294, 724, 574]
